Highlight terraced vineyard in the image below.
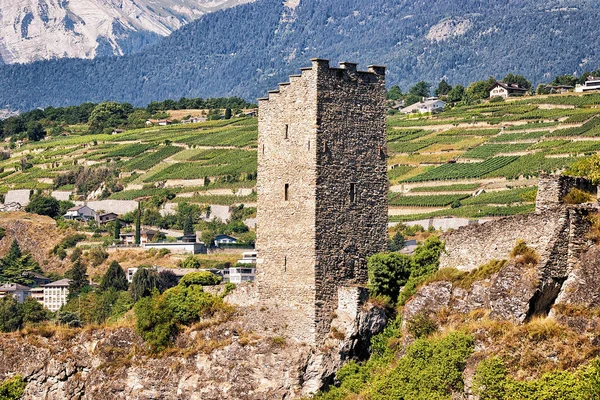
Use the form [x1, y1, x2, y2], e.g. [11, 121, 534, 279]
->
[2, 92, 600, 223]
[386, 92, 600, 222]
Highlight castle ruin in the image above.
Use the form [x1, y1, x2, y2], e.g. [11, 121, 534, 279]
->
[255, 59, 388, 344]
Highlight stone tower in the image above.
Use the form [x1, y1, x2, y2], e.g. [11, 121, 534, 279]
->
[256, 59, 388, 344]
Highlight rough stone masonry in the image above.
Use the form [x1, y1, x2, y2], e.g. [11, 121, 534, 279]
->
[255, 59, 388, 345]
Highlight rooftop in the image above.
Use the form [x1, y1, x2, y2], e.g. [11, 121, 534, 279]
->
[0, 283, 31, 292]
[45, 278, 71, 287]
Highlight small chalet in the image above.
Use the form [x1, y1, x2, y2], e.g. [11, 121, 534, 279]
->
[545, 85, 573, 94]
[214, 234, 238, 246]
[0, 283, 32, 303]
[96, 212, 118, 225]
[21, 271, 51, 286]
[112, 129, 124, 135]
[400, 98, 446, 114]
[158, 120, 172, 126]
[489, 82, 528, 98]
[119, 229, 160, 245]
[64, 205, 96, 221]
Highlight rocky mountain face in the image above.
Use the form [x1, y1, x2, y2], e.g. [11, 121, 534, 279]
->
[0, 284, 387, 399]
[0, 0, 253, 64]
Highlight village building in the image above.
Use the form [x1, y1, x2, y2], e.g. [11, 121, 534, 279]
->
[64, 205, 96, 221]
[489, 81, 528, 98]
[96, 212, 118, 225]
[575, 77, 600, 92]
[400, 97, 445, 114]
[119, 229, 160, 245]
[43, 279, 71, 312]
[214, 234, 238, 246]
[545, 84, 573, 94]
[0, 283, 32, 303]
[30, 287, 44, 304]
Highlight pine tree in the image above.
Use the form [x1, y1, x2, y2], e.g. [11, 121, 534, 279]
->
[224, 108, 232, 119]
[5, 240, 22, 265]
[113, 218, 121, 240]
[67, 259, 89, 300]
[0, 240, 43, 285]
[135, 202, 141, 245]
[101, 261, 128, 292]
[183, 214, 194, 235]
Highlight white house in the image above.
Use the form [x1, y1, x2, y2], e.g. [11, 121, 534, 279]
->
[489, 82, 528, 98]
[64, 205, 96, 221]
[400, 98, 446, 114]
[236, 251, 257, 265]
[0, 283, 32, 303]
[575, 77, 600, 93]
[43, 279, 71, 312]
[214, 234, 238, 246]
[228, 266, 256, 284]
[143, 241, 207, 255]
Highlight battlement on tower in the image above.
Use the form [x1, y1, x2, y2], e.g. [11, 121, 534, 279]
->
[256, 59, 388, 345]
[258, 59, 385, 102]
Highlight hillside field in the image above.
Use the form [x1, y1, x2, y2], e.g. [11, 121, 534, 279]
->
[3, 92, 600, 221]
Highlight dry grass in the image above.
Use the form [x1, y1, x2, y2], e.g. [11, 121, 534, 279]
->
[510, 240, 540, 266]
[562, 187, 593, 205]
[585, 213, 600, 243]
[425, 259, 507, 289]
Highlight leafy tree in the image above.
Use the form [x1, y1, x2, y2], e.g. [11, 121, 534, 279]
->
[21, 297, 49, 324]
[388, 231, 405, 252]
[25, 194, 60, 218]
[551, 74, 578, 87]
[26, 121, 45, 141]
[434, 79, 452, 96]
[408, 81, 431, 98]
[180, 255, 201, 269]
[70, 247, 82, 262]
[88, 102, 133, 133]
[0, 240, 43, 286]
[0, 296, 22, 332]
[367, 252, 412, 301]
[101, 261, 129, 292]
[566, 154, 600, 184]
[466, 77, 496, 100]
[502, 73, 531, 89]
[157, 270, 178, 292]
[67, 258, 89, 300]
[58, 200, 75, 216]
[446, 85, 465, 103]
[386, 85, 402, 100]
[130, 267, 159, 301]
[178, 271, 222, 287]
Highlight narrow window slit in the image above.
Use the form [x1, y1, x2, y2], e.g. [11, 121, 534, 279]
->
[284, 183, 289, 201]
[350, 183, 356, 203]
[284, 124, 289, 139]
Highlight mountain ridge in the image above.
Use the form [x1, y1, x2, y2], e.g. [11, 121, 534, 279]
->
[2, 0, 600, 111]
[0, 0, 253, 65]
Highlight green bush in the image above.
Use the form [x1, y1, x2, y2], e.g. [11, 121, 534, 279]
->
[365, 331, 474, 400]
[179, 255, 201, 269]
[178, 271, 222, 287]
[367, 253, 412, 301]
[473, 357, 508, 400]
[562, 188, 593, 205]
[0, 375, 26, 400]
[406, 312, 438, 338]
[134, 284, 227, 351]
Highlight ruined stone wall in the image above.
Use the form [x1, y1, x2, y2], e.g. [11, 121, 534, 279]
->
[313, 60, 388, 340]
[256, 59, 387, 344]
[256, 62, 319, 344]
[440, 211, 568, 271]
[536, 174, 597, 212]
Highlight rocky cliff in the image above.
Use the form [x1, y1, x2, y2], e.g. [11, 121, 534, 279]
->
[0, 0, 253, 64]
[0, 285, 387, 399]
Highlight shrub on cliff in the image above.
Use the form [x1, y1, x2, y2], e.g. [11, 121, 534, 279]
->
[562, 188, 593, 205]
[134, 284, 231, 351]
[0, 375, 26, 400]
[25, 194, 60, 218]
[368, 236, 445, 305]
[473, 357, 600, 399]
[178, 271, 221, 287]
